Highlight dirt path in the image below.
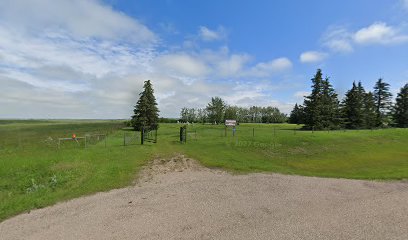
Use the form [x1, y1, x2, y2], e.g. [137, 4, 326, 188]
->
[1, 155, 408, 240]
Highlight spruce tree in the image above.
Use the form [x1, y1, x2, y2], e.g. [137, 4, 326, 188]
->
[303, 69, 340, 130]
[373, 78, 393, 127]
[342, 81, 365, 129]
[131, 80, 159, 131]
[393, 83, 408, 127]
[289, 103, 303, 124]
[303, 69, 323, 129]
[363, 92, 377, 129]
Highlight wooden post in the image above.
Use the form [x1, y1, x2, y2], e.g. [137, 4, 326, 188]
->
[141, 128, 144, 145]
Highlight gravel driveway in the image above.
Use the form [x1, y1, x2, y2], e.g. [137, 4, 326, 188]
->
[1, 155, 407, 240]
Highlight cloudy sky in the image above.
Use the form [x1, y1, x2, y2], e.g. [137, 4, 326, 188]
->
[1, 0, 408, 119]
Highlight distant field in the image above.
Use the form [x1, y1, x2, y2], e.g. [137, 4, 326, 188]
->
[1, 121, 407, 221]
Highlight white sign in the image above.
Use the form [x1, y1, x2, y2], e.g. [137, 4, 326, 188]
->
[225, 119, 237, 126]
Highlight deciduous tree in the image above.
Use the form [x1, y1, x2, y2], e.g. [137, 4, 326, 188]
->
[206, 97, 226, 124]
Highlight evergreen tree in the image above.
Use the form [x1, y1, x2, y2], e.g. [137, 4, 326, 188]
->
[289, 103, 303, 124]
[342, 81, 365, 129]
[373, 78, 393, 127]
[393, 83, 408, 127]
[363, 92, 377, 129]
[303, 69, 340, 130]
[131, 80, 159, 131]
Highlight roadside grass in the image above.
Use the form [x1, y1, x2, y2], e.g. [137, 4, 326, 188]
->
[1, 121, 407, 221]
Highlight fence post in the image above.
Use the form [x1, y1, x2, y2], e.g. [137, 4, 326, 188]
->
[141, 128, 144, 145]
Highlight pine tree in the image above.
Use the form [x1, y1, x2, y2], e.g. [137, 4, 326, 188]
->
[289, 103, 303, 124]
[303, 69, 323, 128]
[303, 69, 340, 130]
[363, 92, 377, 129]
[131, 80, 159, 131]
[342, 81, 365, 129]
[393, 83, 408, 127]
[373, 78, 393, 127]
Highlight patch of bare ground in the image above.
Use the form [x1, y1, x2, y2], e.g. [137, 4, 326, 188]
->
[1, 156, 408, 240]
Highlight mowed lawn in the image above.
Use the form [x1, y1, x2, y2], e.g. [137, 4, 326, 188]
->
[1, 120, 407, 221]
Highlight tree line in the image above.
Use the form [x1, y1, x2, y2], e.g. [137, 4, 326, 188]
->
[289, 69, 408, 129]
[129, 75, 407, 131]
[180, 97, 287, 124]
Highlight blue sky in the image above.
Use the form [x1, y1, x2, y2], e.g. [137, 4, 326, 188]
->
[1, 0, 408, 118]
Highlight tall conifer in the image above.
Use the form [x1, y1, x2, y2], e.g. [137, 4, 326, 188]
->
[373, 78, 393, 127]
[131, 80, 159, 131]
[394, 83, 408, 127]
[303, 69, 340, 129]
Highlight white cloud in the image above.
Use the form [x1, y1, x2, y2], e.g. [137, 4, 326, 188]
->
[294, 91, 309, 99]
[198, 26, 226, 41]
[0, 0, 156, 44]
[322, 26, 354, 53]
[354, 22, 408, 45]
[322, 22, 408, 53]
[249, 58, 293, 77]
[300, 51, 328, 63]
[0, 1, 295, 119]
[154, 53, 209, 79]
[217, 54, 251, 77]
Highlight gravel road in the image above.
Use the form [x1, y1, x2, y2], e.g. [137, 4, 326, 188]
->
[1, 155, 407, 240]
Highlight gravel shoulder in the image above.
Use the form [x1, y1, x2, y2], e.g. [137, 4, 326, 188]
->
[1, 155, 408, 240]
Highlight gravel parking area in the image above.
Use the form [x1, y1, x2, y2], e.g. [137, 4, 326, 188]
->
[1, 155, 407, 240]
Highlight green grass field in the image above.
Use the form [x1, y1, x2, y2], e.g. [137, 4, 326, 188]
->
[1, 120, 407, 221]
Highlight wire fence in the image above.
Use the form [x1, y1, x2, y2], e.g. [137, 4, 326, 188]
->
[1, 123, 404, 151]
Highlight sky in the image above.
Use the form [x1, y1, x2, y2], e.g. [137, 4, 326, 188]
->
[1, 0, 408, 119]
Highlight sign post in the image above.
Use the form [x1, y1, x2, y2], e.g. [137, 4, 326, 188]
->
[225, 120, 237, 127]
[225, 120, 237, 137]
